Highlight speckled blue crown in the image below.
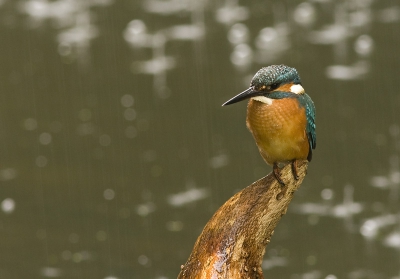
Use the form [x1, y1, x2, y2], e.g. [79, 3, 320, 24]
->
[251, 65, 301, 88]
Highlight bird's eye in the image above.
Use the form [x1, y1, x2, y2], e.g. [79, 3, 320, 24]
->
[270, 83, 279, 90]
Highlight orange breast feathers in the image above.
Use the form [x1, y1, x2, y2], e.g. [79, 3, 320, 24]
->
[246, 97, 310, 165]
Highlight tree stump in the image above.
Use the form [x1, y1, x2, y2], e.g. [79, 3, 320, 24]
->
[178, 161, 308, 279]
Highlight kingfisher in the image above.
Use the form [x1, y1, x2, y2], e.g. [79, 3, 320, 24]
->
[222, 65, 316, 185]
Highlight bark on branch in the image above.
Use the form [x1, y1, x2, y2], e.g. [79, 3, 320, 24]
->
[178, 161, 308, 279]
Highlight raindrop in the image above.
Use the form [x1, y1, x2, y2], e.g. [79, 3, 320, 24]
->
[24, 118, 38, 131]
[35, 155, 48, 167]
[41, 267, 62, 278]
[166, 24, 204, 41]
[228, 23, 249, 45]
[325, 275, 338, 279]
[143, 150, 157, 162]
[1, 198, 15, 213]
[72, 252, 83, 263]
[255, 28, 278, 49]
[360, 219, 378, 238]
[293, 2, 316, 27]
[215, 6, 249, 25]
[354, 35, 374, 56]
[103, 189, 115, 200]
[209, 153, 229, 169]
[391, 171, 400, 184]
[121, 94, 134, 107]
[124, 108, 137, 121]
[167, 188, 208, 207]
[166, 220, 184, 232]
[370, 176, 389, 188]
[126, 20, 147, 36]
[136, 202, 156, 216]
[77, 123, 95, 135]
[58, 42, 72, 56]
[230, 44, 252, 67]
[0, 168, 17, 181]
[377, 6, 400, 23]
[384, 232, 400, 248]
[321, 188, 334, 200]
[138, 255, 149, 266]
[39, 132, 52, 145]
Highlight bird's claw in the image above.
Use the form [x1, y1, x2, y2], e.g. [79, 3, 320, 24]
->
[273, 163, 285, 186]
[291, 160, 299, 180]
[273, 161, 300, 186]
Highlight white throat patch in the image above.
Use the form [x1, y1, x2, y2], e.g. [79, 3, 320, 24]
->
[251, 96, 273, 105]
[290, 84, 305, 94]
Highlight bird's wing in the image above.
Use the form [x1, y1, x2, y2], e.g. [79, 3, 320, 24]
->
[304, 94, 316, 161]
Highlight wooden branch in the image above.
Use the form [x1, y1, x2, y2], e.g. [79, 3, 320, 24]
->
[178, 161, 308, 279]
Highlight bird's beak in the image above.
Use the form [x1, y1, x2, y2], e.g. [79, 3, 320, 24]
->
[222, 87, 259, 106]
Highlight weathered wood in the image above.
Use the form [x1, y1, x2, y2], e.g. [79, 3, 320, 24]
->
[178, 161, 308, 279]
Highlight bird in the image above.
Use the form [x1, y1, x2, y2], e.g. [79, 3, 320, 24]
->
[222, 65, 316, 185]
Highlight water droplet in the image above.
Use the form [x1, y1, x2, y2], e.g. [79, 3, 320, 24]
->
[321, 188, 334, 200]
[24, 118, 37, 131]
[166, 220, 184, 232]
[35, 155, 48, 167]
[354, 35, 374, 56]
[1, 198, 15, 213]
[136, 202, 156, 216]
[0, 168, 17, 181]
[228, 23, 249, 45]
[138, 255, 149, 266]
[39, 132, 52, 145]
[124, 108, 137, 121]
[41, 267, 63, 277]
[103, 189, 115, 200]
[121, 94, 134, 107]
[293, 2, 316, 26]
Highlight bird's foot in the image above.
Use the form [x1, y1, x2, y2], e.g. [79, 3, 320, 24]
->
[273, 163, 285, 186]
[291, 160, 300, 180]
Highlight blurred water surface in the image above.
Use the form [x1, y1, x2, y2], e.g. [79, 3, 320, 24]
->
[0, 0, 400, 278]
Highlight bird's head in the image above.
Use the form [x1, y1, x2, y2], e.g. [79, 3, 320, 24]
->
[222, 65, 304, 106]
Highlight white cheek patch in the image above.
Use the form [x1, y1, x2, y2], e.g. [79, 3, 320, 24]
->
[251, 96, 273, 105]
[290, 84, 305, 94]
